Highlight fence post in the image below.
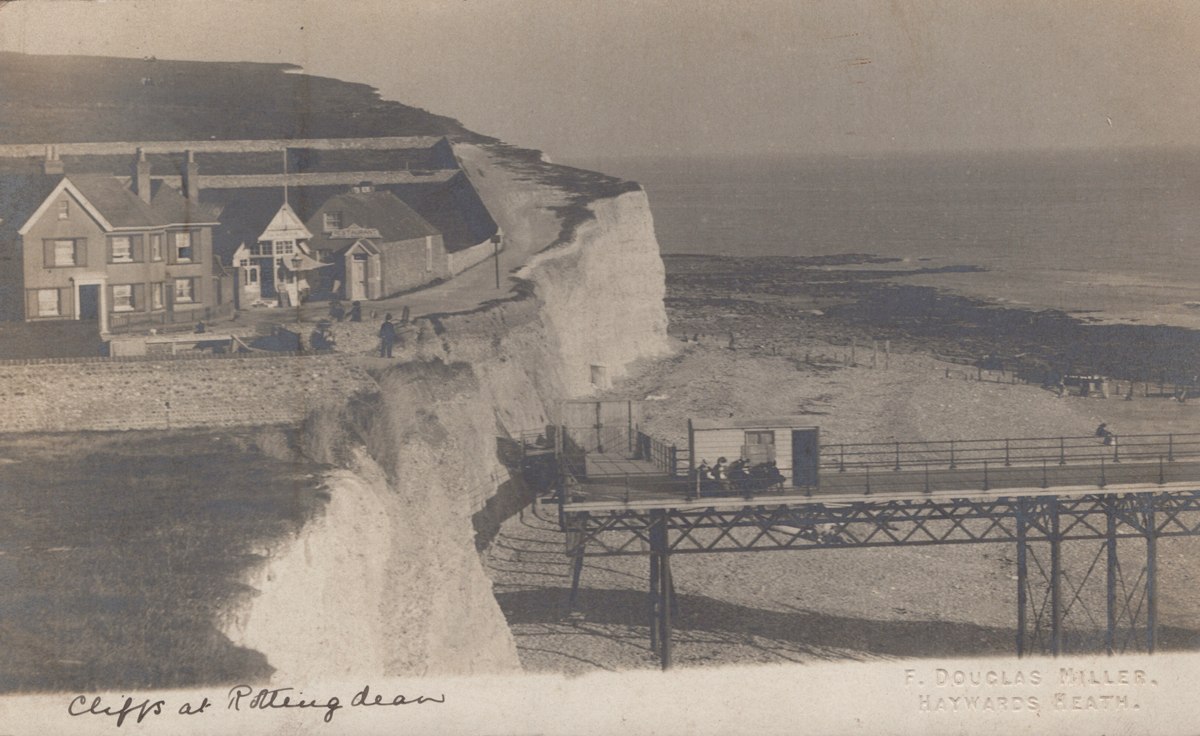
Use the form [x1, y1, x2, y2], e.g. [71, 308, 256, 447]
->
[1059, 437, 1066, 466]
[1113, 436, 1120, 463]
[670, 445, 678, 478]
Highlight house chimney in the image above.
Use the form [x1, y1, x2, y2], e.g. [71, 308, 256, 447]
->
[183, 150, 200, 201]
[42, 145, 64, 175]
[133, 148, 152, 203]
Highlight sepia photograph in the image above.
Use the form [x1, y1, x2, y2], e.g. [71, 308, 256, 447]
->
[0, 1, 1199, 733]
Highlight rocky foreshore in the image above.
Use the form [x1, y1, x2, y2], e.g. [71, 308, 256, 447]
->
[484, 253, 1200, 674]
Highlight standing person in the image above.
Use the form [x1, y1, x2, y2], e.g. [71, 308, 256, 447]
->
[329, 300, 345, 322]
[349, 301, 362, 323]
[379, 314, 396, 358]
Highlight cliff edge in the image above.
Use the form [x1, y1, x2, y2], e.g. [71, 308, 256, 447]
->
[223, 143, 672, 681]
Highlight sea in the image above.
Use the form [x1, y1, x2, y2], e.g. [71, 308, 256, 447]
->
[571, 148, 1200, 329]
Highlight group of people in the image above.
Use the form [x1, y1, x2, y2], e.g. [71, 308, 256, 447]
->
[694, 456, 787, 495]
[327, 300, 363, 323]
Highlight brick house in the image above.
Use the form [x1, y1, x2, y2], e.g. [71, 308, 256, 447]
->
[0, 150, 219, 332]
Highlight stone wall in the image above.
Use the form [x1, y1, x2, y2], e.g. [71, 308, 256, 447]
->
[0, 352, 376, 433]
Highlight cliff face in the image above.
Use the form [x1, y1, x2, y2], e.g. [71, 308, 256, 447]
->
[224, 147, 672, 681]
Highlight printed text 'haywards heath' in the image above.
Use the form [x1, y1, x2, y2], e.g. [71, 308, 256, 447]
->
[903, 667, 1157, 714]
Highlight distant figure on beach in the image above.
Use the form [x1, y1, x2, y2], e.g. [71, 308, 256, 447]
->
[379, 314, 396, 358]
[194, 320, 206, 334]
[1096, 423, 1114, 445]
[329, 300, 345, 322]
[349, 301, 362, 322]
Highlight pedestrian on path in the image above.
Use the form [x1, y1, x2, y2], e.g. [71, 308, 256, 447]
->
[379, 314, 397, 358]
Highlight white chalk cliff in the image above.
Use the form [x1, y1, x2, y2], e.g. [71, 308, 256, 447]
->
[223, 143, 672, 681]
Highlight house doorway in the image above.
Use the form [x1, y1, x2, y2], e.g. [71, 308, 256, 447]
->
[258, 258, 277, 298]
[78, 284, 99, 320]
[349, 255, 368, 301]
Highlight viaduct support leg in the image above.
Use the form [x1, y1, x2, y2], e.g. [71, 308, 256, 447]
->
[1016, 501, 1027, 658]
[1106, 499, 1117, 656]
[649, 511, 674, 670]
[1051, 500, 1063, 657]
[660, 552, 674, 671]
[568, 552, 585, 612]
[648, 551, 660, 654]
[1146, 495, 1158, 654]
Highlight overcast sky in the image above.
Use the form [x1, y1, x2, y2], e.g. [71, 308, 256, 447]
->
[1, 0, 1198, 161]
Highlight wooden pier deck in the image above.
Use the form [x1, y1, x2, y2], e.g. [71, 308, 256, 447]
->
[548, 457, 1200, 513]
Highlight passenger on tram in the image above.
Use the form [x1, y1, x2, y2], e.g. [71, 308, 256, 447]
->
[713, 457, 731, 492]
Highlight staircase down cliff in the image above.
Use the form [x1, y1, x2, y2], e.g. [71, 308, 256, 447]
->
[223, 144, 672, 681]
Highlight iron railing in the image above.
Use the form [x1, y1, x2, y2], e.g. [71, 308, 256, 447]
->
[823, 433, 1200, 474]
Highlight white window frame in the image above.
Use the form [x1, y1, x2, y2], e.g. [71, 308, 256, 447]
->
[149, 233, 163, 262]
[112, 284, 134, 312]
[110, 236, 132, 263]
[151, 282, 164, 311]
[57, 199, 69, 220]
[54, 239, 77, 267]
[324, 211, 342, 231]
[37, 288, 60, 316]
[173, 231, 193, 263]
[174, 278, 194, 303]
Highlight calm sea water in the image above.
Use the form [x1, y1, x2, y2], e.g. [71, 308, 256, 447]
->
[571, 149, 1200, 327]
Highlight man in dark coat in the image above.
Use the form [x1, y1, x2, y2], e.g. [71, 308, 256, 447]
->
[349, 301, 362, 323]
[379, 314, 396, 358]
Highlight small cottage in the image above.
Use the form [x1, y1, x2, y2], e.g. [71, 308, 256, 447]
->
[305, 185, 447, 300]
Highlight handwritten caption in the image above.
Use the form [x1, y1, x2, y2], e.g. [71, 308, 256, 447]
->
[903, 666, 1156, 715]
[68, 684, 444, 727]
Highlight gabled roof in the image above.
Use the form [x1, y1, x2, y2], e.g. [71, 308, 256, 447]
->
[306, 190, 439, 252]
[258, 201, 313, 242]
[150, 181, 222, 225]
[390, 171, 498, 253]
[67, 174, 169, 229]
[206, 188, 333, 263]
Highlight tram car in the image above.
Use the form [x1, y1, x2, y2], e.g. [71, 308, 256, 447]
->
[688, 417, 819, 495]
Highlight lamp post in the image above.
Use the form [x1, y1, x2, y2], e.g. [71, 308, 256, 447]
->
[290, 254, 305, 317]
[491, 233, 502, 289]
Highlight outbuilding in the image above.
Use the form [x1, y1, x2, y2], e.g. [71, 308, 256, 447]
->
[688, 417, 820, 487]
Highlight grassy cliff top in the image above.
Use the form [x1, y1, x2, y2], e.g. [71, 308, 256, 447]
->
[0, 52, 642, 247]
[0, 52, 489, 144]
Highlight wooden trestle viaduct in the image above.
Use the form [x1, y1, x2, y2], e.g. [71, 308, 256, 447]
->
[520, 401, 1200, 670]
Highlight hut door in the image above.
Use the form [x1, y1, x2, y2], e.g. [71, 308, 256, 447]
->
[791, 429, 819, 487]
[350, 256, 368, 300]
[597, 401, 632, 455]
